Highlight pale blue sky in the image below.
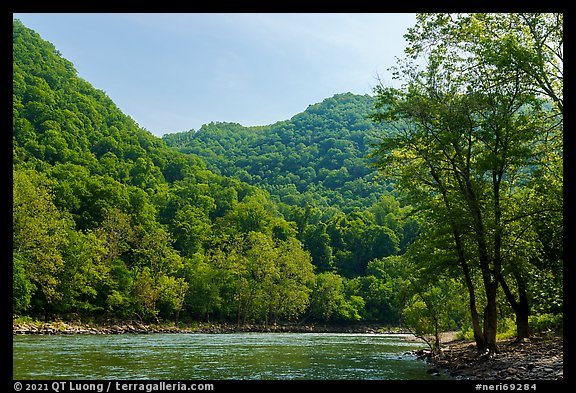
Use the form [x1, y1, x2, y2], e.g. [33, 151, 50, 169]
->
[14, 13, 417, 137]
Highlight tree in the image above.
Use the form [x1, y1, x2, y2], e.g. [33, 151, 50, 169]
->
[57, 229, 108, 314]
[402, 280, 463, 351]
[309, 272, 364, 322]
[372, 13, 562, 353]
[105, 260, 134, 316]
[393, 232, 468, 351]
[13, 169, 72, 307]
[156, 275, 189, 321]
[13, 253, 34, 315]
[132, 267, 160, 322]
[216, 193, 275, 237]
[267, 238, 315, 323]
[96, 207, 135, 265]
[132, 224, 183, 276]
[302, 223, 334, 272]
[171, 205, 212, 256]
[182, 253, 222, 321]
[310, 272, 347, 321]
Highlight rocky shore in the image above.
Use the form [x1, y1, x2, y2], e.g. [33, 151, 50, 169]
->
[416, 336, 563, 380]
[12, 320, 401, 335]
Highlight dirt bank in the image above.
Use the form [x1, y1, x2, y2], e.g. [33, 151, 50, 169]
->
[415, 335, 563, 380]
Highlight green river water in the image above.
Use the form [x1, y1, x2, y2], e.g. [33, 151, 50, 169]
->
[13, 332, 444, 380]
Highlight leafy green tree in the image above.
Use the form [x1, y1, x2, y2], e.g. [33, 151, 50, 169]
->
[236, 232, 278, 324]
[402, 281, 463, 351]
[397, 237, 468, 350]
[13, 169, 72, 307]
[105, 260, 134, 316]
[13, 253, 35, 315]
[215, 192, 275, 237]
[171, 205, 212, 256]
[206, 241, 248, 321]
[266, 238, 315, 323]
[371, 12, 562, 352]
[326, 212, 400, 278]
[310, 272, 346, 321]
[156, 275, 189, 321]
[302, 223, 334, 272]
[309, 272, 364, 322]
[182, 253, 222, 321]
[95, 207, 135, 265]
[132, 225, 183, 276]
[403, 13, 563, 114]
[346, 262, 400, 323]
[132, 267, 160, 322]
[57, 229, 108, 314]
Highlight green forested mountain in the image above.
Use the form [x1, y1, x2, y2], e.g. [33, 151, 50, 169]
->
[162, 93, 391, 217]
[12, 19, 410, 325]
[13, 14, 562, 344]
[12, 19, 312, 323]
[162, 94, 423, 292]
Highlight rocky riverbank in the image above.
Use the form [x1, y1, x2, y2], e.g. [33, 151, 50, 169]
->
[416, 336, 563, 380]
[12, 320, 404, 335]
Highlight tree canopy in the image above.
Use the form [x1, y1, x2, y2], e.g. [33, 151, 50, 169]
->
[370, 12, 562, 353]
[162, 93, 394, 216]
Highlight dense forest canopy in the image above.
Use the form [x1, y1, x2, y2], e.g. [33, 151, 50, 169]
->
[13, 14, 562, 347]
[162, 93, 393, 217]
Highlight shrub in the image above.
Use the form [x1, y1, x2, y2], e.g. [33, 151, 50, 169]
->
[529, 313, 563, 336]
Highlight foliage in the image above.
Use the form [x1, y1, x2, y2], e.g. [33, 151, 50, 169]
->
[12, 15, 561, 338]
[309, 272, 364, 322]
[13, 168, 72, 307]
[162, 93, 394, 215]
[528, 313, 563, 336]
[371, 12, 563, 350]
[12, 19, 319, 324]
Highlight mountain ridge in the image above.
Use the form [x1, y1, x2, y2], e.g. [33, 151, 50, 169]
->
[163, 92, 392, 216]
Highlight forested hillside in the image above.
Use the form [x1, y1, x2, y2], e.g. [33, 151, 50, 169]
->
[13, 19, 309, 323]
[162, 93, 391, 216]
[12, 19, 412, 325]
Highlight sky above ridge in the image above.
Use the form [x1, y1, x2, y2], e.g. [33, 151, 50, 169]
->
[14, 13, 417, 137]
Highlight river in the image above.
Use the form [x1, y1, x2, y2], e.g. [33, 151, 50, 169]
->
[13, 332, 443, 380]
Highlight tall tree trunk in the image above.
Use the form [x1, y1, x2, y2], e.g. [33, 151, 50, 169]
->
[433, 167, 487, 352]
[483, 282, 499, 355]
[516, 286, 530, 340]
[498, 273, 531, 341]
[454, 228, 485, 350]
[463, 176, 499, 355]
[462, 261, 486, 350]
